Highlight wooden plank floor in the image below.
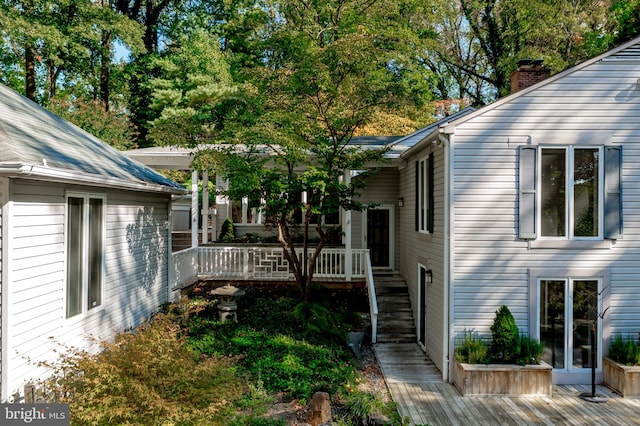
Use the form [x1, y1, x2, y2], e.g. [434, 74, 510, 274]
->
[374, 343, 640, 426]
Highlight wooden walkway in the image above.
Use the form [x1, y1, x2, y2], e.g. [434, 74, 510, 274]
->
[374, 343, 640, 426]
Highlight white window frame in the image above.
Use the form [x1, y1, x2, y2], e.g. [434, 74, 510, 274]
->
[538, 146, 604, 240]
[529, 268, 610, 384]
[65, 192, 106, 320]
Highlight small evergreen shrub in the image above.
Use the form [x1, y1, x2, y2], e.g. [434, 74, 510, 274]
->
[490, 305, 520, 363]
[219, 217, 236, 242]
[609, 333, 640, 366]
[455, 331, 489, 364]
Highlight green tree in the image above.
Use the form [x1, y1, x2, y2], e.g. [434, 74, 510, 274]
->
[0, 0, 143, 104]
[429, 0, 632, 102]
[147, 30, 242, 147]
[203, 0, 432, 301]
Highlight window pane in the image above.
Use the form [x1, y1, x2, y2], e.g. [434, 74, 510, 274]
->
[541, 149, 566, 237]
[540, 280, 565, 368]
[88, 198, 103, 310]
[572, 280, 598, 369]
[574, 149, 599, 237]
[67, 197, 84, 318]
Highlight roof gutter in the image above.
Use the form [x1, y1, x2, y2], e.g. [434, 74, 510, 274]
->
[0, 163, 186, 195]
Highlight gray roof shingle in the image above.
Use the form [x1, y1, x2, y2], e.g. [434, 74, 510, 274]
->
[0, 83, 184, 192]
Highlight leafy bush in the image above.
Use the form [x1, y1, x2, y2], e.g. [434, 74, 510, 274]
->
[609, 333, 640, 366]
[490, 305, 520, 363]
[455, 331, 489, 364]
[516, 334, 544, 366]
[40, 312, 246, 425]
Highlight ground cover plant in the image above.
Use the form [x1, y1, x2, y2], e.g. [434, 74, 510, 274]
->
[39, 287, 400, 425]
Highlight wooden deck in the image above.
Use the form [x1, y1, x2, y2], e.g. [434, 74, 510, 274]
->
[374, 343, 640, 426]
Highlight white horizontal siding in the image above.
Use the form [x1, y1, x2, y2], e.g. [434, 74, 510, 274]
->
[450, 55, 640, 341]
[5, 180, 170, 399]
[396, 148, 447, 376]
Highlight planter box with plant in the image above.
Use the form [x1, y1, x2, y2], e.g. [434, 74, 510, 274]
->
[603, 333, 640, 397]
[453, 305, 552, 396]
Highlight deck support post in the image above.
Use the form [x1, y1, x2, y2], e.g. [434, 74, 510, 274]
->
[344, 169, 352, 281]
[202, 171, 209, 244]
[191, 170, 199, 248]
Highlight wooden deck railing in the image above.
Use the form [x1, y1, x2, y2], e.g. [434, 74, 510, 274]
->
[172, 246, 369, 287]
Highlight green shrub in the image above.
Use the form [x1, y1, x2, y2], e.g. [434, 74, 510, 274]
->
[40, 312, 246, 425]
[609, 333, 640, 366]
[219, 217, 236, 242]
[490, 305, 520, 363]
[343, 390, 386, 424]
[454, 331, 489, 364]
[516, 334, 544, 365]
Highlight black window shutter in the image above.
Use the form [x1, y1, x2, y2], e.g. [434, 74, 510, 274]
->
[604, 146, 622, 239]
[518, 146, 537, 239]
[428, 153, 435, 233]
[415, 160, 419, 231]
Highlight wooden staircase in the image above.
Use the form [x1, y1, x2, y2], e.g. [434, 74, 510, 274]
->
[374, 272, 416, 344]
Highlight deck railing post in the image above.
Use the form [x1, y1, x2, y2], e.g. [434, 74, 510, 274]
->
[243, 248, 250, 279]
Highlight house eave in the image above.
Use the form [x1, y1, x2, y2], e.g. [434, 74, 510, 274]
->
[0, 162, 186, 195]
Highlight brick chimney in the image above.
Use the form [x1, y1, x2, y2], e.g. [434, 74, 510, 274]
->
[510, 59, 551, 93]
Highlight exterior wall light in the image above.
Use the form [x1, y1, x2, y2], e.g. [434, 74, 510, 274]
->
[398, 197, 404, 207]
[426, 269, 433, 284]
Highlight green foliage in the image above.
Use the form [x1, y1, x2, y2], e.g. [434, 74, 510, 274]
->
[220, 217, 237, 242]
[516, 334, 544, 366]
[39, 311, 246, 425]
[188, 296, 357, 401]
[147, 29, 245, 147]
[47, 99, 135, 150]
[343, 390, 386, 423]
[490, 305, 520, 363]
[454, 331, 489, 364]
[293, 301, 350, 343]
[609, 333, 640, 366]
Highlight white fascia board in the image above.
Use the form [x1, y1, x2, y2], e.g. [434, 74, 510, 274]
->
[0, 163, 186, 195]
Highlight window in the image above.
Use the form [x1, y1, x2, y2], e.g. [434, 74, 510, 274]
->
[529, 268, 609, 382]
[293, 191, 340, 226]
[66, 194, 105, 318]
[539, 278, 600, 369]
[519, 145, 621, 240]
[415, 153, 434, 233]
[231, 197, 262, 225]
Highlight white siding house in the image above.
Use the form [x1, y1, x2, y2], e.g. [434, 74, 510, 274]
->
[396, 35, 640, 385]
[0, 84, 185, 401]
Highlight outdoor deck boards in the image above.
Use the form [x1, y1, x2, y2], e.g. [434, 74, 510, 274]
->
[374, 343, 640, 426]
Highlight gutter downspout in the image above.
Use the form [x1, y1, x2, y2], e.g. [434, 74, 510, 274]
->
[439, 130, 455, 383]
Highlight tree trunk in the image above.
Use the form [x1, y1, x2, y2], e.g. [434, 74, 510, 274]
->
[25, 42, 37, 101]
[100, 31, 112, 111]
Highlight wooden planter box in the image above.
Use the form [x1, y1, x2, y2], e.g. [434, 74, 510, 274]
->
[453, 360, 552, 396]
[603, 357, 640, 397]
